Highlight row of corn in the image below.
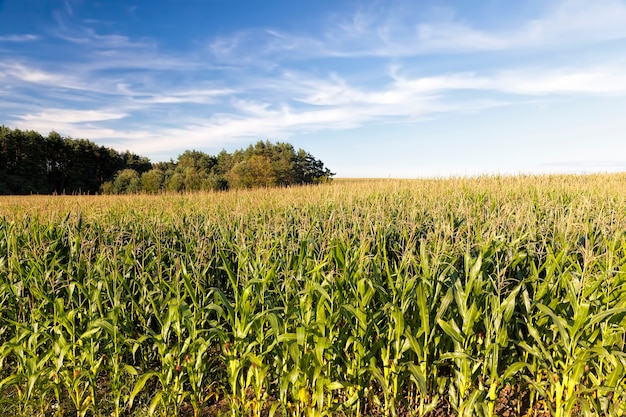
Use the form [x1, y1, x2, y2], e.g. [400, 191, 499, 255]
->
[1, 176, 625, 416]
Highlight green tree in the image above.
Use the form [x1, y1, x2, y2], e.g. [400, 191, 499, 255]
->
[215, 150, 234, 176]
[112, 169, 141, 194]
[183, 168, 202, 191]
[177, 150, 217, 173]
[167, 173, 185, 192]
[228, 155, 276, 189]
[122, 151, 152, 174]
[201, 174, 228, 191]
[141, 169, 164, 193]
[294, 149, 334, 184]
[271, 142, 297, 186]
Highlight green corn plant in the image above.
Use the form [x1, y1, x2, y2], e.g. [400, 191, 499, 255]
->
[519, 239, 626, 417]
[296, 282, 344, 416]
[258, 231, 345, 417]
[48, 298, 89, 417]
[474, 241, 529, 417]
[0, 322, 54, 417]
[97, 316, 138, 417]
[330, 237, 379, 416]
[96, 268, 136, 417]
[207, 246, 278, 417]
[176, 268, 222, 417]
[132, 296, 197, 417]
[436, 253, 485, 417]
[339, 276, 379, 416]
[275, 304, 343, 417]
[404, 238, 456, 416]
[372, 249, 419, 417]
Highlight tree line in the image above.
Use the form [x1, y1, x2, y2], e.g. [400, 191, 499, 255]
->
[0, 126, 334, 195]
[0, 126, 151, 194]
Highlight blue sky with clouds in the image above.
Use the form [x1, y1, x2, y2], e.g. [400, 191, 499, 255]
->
[1, 0, 626, 177]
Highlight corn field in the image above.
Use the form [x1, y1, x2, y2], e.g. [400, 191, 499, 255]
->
[1, 175, 626, 417]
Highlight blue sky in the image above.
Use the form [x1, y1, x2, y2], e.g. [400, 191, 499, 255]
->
[1, 0, 626, 177]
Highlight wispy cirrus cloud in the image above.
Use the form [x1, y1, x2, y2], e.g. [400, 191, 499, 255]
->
[15, 109, 127, 124]
[6, 59, 626, 158]
[0, 61, 84, 88]
[208, 0, 626, 62]
[389, 68, 626, 97]
[0, 34, 39, 42]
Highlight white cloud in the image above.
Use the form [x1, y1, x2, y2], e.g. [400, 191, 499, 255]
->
[1, 62, 70, 84]
[206, 0, 626, 61]
[404, 0, 626, 54]
[15, 109, 127, 124]
[494, 70, 626, 95]
[124, 86, 235, 105]
[526, 0, 626, 43]
[0, 34, 39, 42]
[391, 68, 626, 97]
[0, 61, 89, 91]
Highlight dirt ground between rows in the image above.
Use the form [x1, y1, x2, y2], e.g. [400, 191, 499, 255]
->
[177, 383, 553, 417]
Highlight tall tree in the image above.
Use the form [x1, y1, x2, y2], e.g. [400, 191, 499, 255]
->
[0, 126, 156, 195]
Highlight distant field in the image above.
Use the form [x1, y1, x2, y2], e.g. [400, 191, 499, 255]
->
[1, 175, 625, 417]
